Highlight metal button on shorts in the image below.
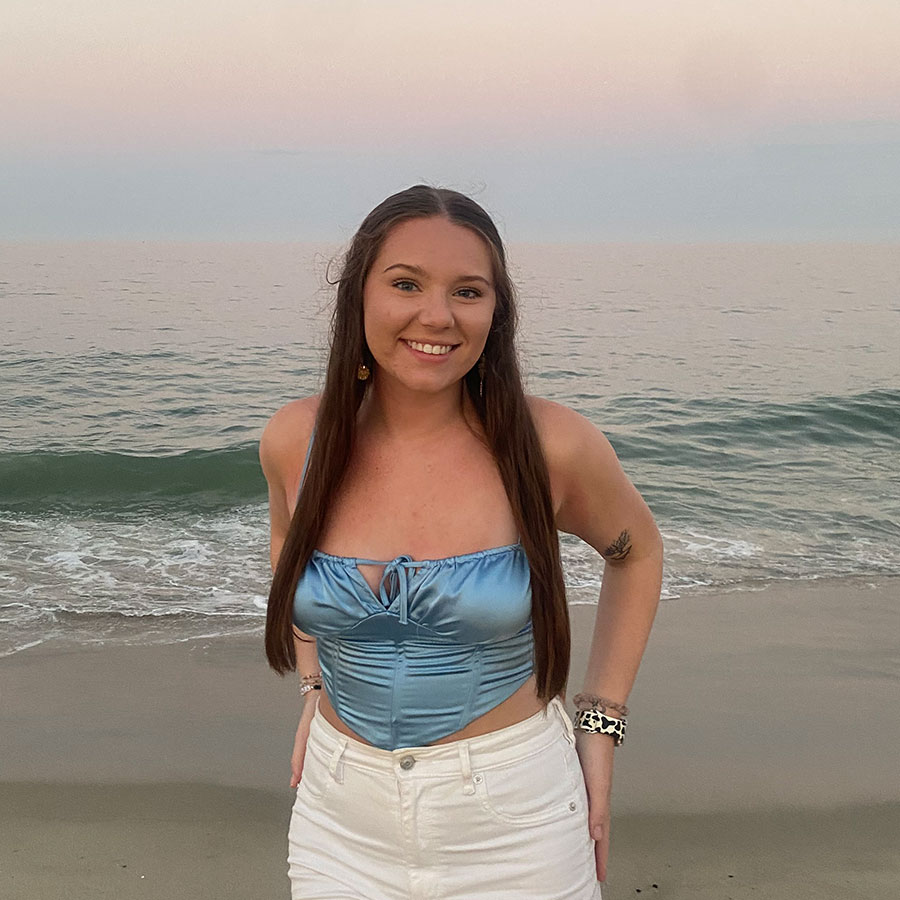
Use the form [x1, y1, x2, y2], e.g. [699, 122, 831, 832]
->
[399, 755, 415, 770]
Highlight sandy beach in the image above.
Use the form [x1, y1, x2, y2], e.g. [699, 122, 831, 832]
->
[3, 574, 898, 899]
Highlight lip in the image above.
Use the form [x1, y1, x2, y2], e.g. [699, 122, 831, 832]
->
[401, 339, 459, 361]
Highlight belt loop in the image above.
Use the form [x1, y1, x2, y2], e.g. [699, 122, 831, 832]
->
[556, 697, 577, 746]
[458, 742, 476, 795]
[328, 737, 349, 784]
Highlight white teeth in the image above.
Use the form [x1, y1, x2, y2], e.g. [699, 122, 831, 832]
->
[406, 340, 454, 355]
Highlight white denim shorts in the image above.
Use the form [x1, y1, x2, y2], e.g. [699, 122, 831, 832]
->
[287, 695, 602, 900]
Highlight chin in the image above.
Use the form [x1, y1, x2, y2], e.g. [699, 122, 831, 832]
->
[396, 374, 465, 395]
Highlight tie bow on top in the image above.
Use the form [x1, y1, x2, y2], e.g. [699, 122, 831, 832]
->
[358, 555, 416, 624]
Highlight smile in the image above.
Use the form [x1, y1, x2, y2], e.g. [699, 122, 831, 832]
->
[403, 339, 457, 356]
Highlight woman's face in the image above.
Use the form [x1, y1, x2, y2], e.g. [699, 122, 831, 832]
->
[362, 216, 497, 397]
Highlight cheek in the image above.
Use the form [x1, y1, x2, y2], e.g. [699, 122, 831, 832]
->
[362, 294, 387, 336]
[363, 298, 406, 351]
[463, 305, 496, 341]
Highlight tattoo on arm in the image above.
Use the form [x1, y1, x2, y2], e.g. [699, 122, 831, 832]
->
[603, 530, 632, 561]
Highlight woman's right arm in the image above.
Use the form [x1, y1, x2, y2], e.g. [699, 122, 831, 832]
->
[289, 627, 321, 788]
[259, 399, 321, 788]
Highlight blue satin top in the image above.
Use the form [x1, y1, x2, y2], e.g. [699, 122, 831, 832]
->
[291, 425, 535, 751]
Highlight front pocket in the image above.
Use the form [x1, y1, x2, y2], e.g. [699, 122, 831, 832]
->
[295, 742, 336, 805]
[476, 734, 581, 827]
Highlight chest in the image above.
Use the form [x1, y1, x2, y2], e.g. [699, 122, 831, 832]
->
[317, 435, 518, 568]
[294, 546, 533, 643]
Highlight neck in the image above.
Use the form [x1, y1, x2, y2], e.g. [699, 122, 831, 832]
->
[360, 376, 474, 441]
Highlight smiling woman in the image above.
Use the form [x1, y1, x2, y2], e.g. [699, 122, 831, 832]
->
[259, 184, 663, 898]
[362, 217, 496, 395]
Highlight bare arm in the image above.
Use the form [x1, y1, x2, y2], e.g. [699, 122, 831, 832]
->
[541, 398, 663, 709]
[532, 397, 663, 881]
[259, 400, 322, 681]
[259, 401, 323, 786]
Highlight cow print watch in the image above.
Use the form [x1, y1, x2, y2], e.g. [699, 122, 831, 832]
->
[572, 708, 627, 746]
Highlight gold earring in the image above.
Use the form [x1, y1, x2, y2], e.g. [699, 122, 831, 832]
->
[478, 354, 486, 398]
[357, 362, 370, 381]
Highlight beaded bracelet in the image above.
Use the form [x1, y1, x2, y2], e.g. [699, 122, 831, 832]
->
[299, 671, 322, 697]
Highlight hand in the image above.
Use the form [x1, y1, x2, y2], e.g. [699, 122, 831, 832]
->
[574, 731, 615, 882]
[289, 694, 318, 789]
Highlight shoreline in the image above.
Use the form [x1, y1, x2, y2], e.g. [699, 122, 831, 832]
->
[3, 569, 897, 661]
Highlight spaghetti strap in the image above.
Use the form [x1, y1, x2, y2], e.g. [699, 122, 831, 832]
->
[297, 422, 317, 498]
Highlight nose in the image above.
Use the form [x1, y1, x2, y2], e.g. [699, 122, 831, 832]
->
[416, 288, 455, 329]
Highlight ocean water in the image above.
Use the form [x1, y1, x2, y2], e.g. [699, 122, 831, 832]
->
[1, 241, 898, 657]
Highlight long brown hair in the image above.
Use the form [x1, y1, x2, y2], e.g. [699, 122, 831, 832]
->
[265, 185, 570, 702]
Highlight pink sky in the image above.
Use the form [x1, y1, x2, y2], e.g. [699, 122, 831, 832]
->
[3, 0, 899, 153]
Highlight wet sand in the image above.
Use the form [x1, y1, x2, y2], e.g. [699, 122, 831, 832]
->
[2, 574, 898, 899]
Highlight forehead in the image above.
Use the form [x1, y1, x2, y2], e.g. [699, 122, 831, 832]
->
[374, 217, 493, 276]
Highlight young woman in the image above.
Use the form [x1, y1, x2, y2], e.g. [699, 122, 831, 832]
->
[260, 185, 663, 899]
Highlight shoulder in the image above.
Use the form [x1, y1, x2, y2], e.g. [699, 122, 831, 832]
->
[258, 395, 321, 488]
[525, 395, 615, 469]
[525, 395, 660, 558]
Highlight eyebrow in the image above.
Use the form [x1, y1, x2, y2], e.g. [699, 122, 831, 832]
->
[382, 263, 492, 287]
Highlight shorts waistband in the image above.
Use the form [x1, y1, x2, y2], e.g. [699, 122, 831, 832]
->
[306, 695, 575, 781]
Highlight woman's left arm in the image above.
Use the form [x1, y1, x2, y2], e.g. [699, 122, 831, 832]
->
[533, 398, 664, 882]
